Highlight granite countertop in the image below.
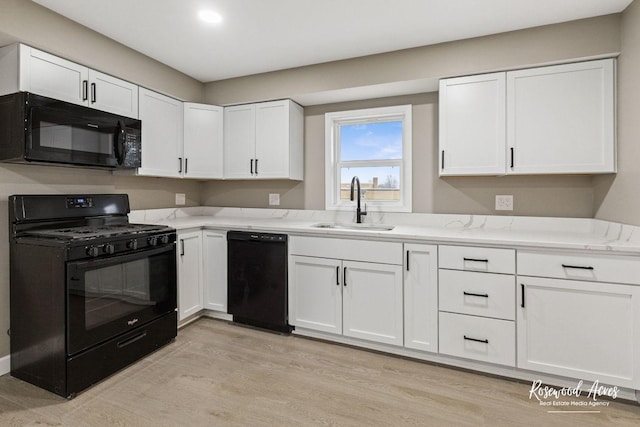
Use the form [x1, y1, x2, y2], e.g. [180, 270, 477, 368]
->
[128, 207, 640, 255]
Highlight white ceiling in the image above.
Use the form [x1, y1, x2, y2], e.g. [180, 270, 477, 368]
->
[33, 0, 632, 83]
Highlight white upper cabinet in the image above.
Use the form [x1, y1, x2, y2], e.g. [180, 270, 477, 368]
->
[87, 69, 139, 119]
[183, 103, 224, 179]
[439, 59, 616, 176]
[507, 59, 615, 174]
[439, 73, 506, 176]
[223, 104, 256, 179]
[136, 88, 183, 178]
[0, 44, 138, 118]
[224, 99, 304, 180]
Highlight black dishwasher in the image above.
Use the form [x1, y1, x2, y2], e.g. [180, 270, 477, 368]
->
[227, 231, 291, 333]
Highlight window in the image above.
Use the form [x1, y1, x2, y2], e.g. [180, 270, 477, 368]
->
[325, 105, 412, 212]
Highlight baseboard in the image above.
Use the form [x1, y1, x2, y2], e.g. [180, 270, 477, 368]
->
[0, 354, 10, 376]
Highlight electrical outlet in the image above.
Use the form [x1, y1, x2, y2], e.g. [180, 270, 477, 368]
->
[269, 193, 280, 206]
[495, 195, 513, 211]
[175, 193, 186, 205]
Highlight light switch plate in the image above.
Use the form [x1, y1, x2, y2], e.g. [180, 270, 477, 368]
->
[175, 193, 186, 205]
[269, 193, 280, 206]
[495, 195, 513, 211]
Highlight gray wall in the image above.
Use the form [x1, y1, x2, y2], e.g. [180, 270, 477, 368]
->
[594, 0, 640, 225]
[0, 0, 204, 358]
[202, 14, 620, 215]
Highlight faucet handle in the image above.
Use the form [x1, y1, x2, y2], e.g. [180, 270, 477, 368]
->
[362, 203, 368, 216]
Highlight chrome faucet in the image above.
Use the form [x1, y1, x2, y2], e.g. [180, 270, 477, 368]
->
[350, 176, 367, 224]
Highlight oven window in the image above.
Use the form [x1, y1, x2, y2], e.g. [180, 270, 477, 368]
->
[81, 259, 153, 329]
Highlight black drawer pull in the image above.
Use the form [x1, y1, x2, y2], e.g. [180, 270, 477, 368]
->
[343, 266, 347, 287]
[463, 257, 488, 263]
[117, 331, 147, 348]
[464, 335, 489, 344]
[463, 291, 489, 298]
[521, 283, 525, 308]
[336, 266, 340, 286]
[561, 264, 594, 270]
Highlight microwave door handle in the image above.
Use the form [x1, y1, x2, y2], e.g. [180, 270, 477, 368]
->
[114, 120, 126, 165]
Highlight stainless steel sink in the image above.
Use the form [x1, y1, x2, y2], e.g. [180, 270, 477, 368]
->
[311, 222, 395, 231]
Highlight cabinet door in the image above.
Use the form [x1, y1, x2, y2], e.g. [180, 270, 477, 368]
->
[517, 276, 640, 388]
[255, 100, 290, 179]
[439, 72, 506, 176]
[88, 69, 138, 118]
[177, 231, 203, 321]
[288, 255, 342, 334]
[343, 261, 403, 346]
[404, 244, 438, 352]
[202, 230, 227, 312]
[183, 103, 223, 179]
[223, 104, 255, 179]
[137, 88, 183, 177]
[21, 45, 88, 106]
[507, 59, 615, 174]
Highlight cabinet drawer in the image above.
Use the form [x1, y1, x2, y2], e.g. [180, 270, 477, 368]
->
[439, 270, 515, 320]
[289, 236, 402, 265]
[439, 245, 515, 274]
[518, 251, 640, 285]
[439, 312, 515, 367]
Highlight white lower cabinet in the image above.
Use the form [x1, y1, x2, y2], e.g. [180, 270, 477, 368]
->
[202, 230, 227, 313]
[288, 256, 342, 334]
[177, 229, 229, 322]
[438, 245, 516, 367]
[288, 236, 403, 346]
[177, 230, 203, 321]
[404, 243, 438, 352]
[342, 260, 403, 345]
[517, 276, 640, 388]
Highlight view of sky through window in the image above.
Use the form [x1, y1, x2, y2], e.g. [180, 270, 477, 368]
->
[339, 121, 402, 184]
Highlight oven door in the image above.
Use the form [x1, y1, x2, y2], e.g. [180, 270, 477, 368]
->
[66, 244, 177, 356]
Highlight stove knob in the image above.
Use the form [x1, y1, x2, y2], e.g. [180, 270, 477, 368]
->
[160, 234, 170, 245]
[148, 236, 158, 246]
[127, 239, 138, 250]
[86, 246, 99, 257]
[104, 243, 115, 255]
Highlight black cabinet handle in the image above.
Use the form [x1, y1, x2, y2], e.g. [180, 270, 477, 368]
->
[90, 82, 96, 103]
[82, 80, 88, 101]
[185, 158, 188, 175]
[178, 157, 183, 173]
[521, 283, 525, 308]
[250, 159, 254, 175]
[463, 291, 489, 298]
[406, 250, 410, 271]
[441, 150, 445, 170]
[336, 266, 340, 286]
[463, 335, 489, 344]
[562, 264, 594, 270]
[255, 158, 259, 175]
[463, 257, 489, 263]
[510, 147, 514, 168]
[343, 266, 347, 287]
[180, 239, 185, 256]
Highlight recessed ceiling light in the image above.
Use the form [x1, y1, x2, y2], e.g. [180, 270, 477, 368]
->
[198, 9, 223, 24]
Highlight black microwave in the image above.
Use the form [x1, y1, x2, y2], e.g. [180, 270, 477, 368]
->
[0, 92, 141, 169]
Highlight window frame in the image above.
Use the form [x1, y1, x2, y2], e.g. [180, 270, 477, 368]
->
[324, 104, 412, 212]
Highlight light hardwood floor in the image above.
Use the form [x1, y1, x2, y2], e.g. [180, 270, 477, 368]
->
[1, 318, 639, 426]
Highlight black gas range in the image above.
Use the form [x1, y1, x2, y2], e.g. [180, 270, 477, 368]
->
[9, 194, 177, 398]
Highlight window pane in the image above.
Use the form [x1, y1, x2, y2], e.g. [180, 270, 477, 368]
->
[340, 166, 400, 202]
[339, 121, 402, 161]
